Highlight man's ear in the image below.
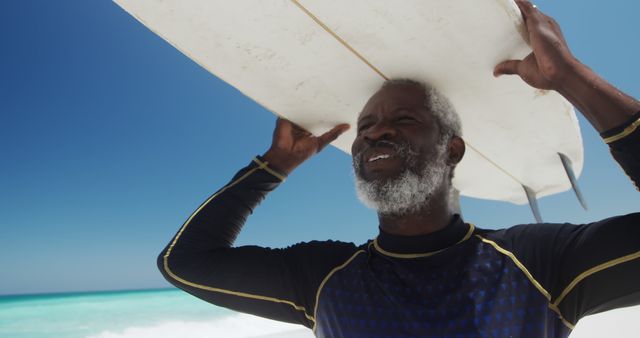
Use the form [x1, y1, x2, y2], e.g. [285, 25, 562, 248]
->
[447, 136, 465, 166]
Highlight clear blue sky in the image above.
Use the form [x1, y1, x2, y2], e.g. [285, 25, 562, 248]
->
[1, 0, 638, 295]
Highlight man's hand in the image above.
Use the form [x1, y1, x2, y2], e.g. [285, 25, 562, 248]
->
[262, 118, 350, 176]
[493, 0, 639, 133]
[493, 0, 577, 90]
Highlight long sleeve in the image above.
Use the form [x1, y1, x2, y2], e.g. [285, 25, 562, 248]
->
[483, 113, 640, 327]
[486, 214, 640, 328]
[601, 111, 640, 190]
[157, 156, 358, 328]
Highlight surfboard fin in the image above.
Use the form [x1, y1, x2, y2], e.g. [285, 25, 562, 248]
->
[559, 153, 588, 210]
[523, 185, 543, 223]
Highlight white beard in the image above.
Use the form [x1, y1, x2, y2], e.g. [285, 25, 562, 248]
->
[353, 140, 449, 216]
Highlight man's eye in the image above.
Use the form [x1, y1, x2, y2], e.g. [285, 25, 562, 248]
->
[357, 124, 371, 133]
[397, 116, 416, 122]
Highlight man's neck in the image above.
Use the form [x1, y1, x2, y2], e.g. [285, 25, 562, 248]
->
[377, 188, 454, 236]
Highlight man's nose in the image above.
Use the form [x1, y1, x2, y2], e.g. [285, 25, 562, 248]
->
[363, 121, 397, 143]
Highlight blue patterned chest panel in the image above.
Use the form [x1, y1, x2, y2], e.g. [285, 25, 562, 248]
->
[315, 238, 571, 338]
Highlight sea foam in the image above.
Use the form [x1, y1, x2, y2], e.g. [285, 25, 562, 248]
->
[86, 313, 314, 338]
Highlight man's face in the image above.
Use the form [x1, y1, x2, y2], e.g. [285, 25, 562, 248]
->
[351, 83, 443, 182]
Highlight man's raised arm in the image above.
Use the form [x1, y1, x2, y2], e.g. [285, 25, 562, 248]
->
[494, 0, 640, 187]
[157, 119, 350, 327]
[491, 0, 640, 327]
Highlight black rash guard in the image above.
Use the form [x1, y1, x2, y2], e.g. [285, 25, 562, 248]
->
[158, 113, 640, 338]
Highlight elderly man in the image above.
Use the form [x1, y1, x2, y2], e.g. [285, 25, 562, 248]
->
[158, 1, 640, 337]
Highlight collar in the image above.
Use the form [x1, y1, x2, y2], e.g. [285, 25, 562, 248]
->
[373, 215, 474, 258]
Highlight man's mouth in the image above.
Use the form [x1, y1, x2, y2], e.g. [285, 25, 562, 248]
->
[359, 140, 400, 162]
[366, 150, 395, 163]
[359, 147, 402, 176]
[353, 140, 417, 179]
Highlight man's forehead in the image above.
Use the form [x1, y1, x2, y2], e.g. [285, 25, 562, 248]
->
[358, 83, 429, 119]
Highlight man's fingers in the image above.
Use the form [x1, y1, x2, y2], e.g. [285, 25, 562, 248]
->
[516, 0, 545, 28]
[274, 118, 294, 139]
[291, 122, 310, 134]
[515, 0, 537, 17]
[494, 60, 521, 77]
[317, 124, 350, 151]
[275, 117, 292, 133]
[274, 119, 349, 152]
[279, 118, 314, 138]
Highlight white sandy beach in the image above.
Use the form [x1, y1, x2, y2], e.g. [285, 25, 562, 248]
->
[255, 329, 314, 338]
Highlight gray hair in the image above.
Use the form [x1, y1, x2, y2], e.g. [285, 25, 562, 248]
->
[381, 79, 463, 141]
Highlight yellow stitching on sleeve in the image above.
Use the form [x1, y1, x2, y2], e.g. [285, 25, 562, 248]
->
[163, 262, 315, 322]
[603, 117, 640, 144]
[253, 157, 286, 181]
[476, 235, 551, 300]
[553, 250, 640, 306]
[163, 163, 313, 323]
[312, 249, 367, 332]
[476, 235, 575, 330]
[164, 166, 260, 261]
[373, 224, 475, 259]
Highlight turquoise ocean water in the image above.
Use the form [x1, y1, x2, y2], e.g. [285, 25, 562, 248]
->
[0, 289, 232, 338]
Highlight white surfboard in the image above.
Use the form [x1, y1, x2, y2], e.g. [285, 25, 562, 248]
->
[113, 0, 583, 205]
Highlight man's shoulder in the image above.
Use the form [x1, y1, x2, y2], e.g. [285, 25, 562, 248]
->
[284, 239, 367, 250]
[473, 221, 583, 244]
[475, 212, 640, 242]
[273, 240, 371, 279]
[278, 239, 370, 260]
